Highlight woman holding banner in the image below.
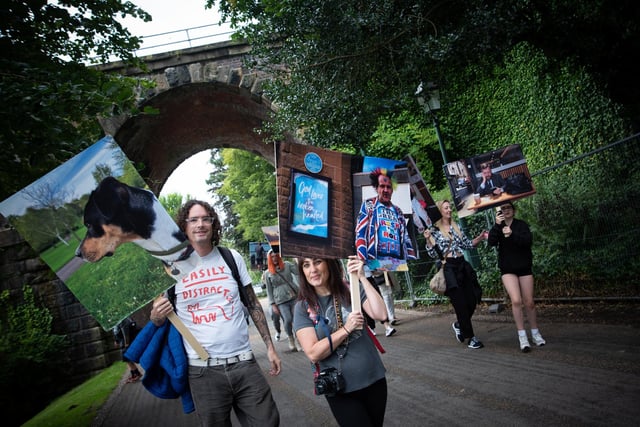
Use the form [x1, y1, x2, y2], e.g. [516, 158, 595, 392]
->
[424, 200, 488, 349]
[293, 256, 388, 427]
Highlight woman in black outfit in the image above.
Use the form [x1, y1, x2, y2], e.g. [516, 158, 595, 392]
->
[423, 200, 488, 349]
[487, 201, 546, 352]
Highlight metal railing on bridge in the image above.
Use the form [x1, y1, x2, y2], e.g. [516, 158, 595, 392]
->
[134, 22, 235, 56]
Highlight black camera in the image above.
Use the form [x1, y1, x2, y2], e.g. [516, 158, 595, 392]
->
[314, 367, 345, 397]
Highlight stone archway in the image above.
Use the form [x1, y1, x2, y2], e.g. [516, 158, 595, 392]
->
[105, 81, 295, 195]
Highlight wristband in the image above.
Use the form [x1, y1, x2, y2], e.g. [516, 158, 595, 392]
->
[343, 326, 351, 335]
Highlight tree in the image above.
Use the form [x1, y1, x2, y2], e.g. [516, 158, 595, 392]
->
[19, 180, 79, 246]
[0, 0, 153, 200]
[209, 0, 639, 153]
[443, 42, 629, 173]
[159, 193, 192, 221]
[207, 148, 276, 247]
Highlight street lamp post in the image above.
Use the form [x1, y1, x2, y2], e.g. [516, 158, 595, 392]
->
[415, 81, 447, 164]
[415, 81, 482, 269]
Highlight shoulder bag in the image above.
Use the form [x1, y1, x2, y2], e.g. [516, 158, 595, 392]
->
[429, 242, 451, 295]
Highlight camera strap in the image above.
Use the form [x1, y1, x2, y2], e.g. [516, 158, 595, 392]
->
[332, 295, 349, 374]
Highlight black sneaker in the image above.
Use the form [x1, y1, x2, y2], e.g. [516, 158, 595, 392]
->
[452, 322, 464, 343]
[468, 337, 484, 349]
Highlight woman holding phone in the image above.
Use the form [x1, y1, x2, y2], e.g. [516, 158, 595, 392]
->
[487, 201, 546, 352]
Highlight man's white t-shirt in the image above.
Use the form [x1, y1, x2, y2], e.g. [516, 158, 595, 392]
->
[174, 246, 253, 359]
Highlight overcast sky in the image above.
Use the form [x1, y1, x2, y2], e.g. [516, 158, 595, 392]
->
[121, 1, 233, 206]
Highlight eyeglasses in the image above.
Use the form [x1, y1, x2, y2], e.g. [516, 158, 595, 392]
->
[185, 216, 215, 225]
[499, 206, 513, 211]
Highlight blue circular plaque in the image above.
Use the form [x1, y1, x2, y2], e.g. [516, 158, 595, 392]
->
[304, 152, 323, 173]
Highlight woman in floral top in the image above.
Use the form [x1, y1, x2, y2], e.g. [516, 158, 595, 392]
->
[423, 200, 488, 349]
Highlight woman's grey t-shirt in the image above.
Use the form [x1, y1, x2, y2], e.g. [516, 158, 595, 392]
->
[293, 291, 386, 393]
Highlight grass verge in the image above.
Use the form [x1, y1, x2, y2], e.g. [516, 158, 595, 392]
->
[23, 363, 125, 427]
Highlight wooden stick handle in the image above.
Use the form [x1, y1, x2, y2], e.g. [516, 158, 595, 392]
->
[167, 312, 209, 360]
[350, 272, 362, 329]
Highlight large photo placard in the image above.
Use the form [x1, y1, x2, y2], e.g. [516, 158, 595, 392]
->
[445, 144, 536, 218]
[0, 136, 190, 330]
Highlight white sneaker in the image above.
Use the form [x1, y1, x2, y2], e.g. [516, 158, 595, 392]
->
[532, 331, 546, 346]
[274, 332, 280, 342]
[519, 335, 531, 353]
[385, 327, 396, 337]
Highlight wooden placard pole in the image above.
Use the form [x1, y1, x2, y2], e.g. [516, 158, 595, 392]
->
[350, 272, 362, 329]
[167, 312, 209, 361]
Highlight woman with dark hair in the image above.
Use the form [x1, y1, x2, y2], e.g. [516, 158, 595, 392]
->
[487, 201, 546, 352]
[293, 256, 388, 427]
[423, 200, 488, 349]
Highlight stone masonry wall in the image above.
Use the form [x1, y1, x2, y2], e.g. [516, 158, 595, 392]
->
[0, 225, 121, 384]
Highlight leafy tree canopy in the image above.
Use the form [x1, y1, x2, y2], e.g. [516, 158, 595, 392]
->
[207, 148, 277, 248]
[0, 0, 152, 200]
[209, 0, 639, 152]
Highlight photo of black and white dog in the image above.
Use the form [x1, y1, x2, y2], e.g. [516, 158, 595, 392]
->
[76, 176, 196, 279]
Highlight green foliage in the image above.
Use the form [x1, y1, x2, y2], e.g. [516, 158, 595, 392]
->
[209, 149, 277, 247]
[520, 144, 640, 288]
[0, 0, 153, 200]
[369, 111, 447, 189]
[209, 0, 639, 152]
[0, 286, 69, 426]
[160, 193, 190, 221]
[444, 43, 630, 170]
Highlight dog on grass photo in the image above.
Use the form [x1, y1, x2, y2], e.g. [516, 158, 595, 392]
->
[76, 176, 197, 280]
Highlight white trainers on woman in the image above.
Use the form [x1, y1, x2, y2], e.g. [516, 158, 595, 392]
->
[532, 331, 546, 346]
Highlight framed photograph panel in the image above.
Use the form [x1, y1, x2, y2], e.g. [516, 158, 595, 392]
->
[288, 169, 331, 240]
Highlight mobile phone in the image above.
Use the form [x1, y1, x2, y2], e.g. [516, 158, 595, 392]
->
[496, 210, 502, 216]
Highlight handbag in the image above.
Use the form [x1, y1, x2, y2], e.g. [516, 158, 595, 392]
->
[429, 264, 447, 295]
[429, 242, 451, 295]
[276, 269, 299, 300]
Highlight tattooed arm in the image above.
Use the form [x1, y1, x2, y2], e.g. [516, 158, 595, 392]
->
[243, 285, 282, 376]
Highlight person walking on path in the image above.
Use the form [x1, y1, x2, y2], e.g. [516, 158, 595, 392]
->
[255, 242, 265, 271]
[263, 268, 282, 342]
[113, 317, 142, 383]
[487, 201, 546, 352]
[147, 200, 281, 426]
[293, 256, 389, 427]
[265, 250, 301, 351]
[424, 200, 487, 349]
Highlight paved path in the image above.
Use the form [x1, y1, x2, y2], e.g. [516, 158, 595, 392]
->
[93, 303, 640, 427]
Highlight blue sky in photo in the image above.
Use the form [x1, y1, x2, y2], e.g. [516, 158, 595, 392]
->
[0, 136, 123, 218]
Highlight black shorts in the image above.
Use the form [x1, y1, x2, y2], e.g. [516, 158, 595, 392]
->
[501, 266, 533, 277]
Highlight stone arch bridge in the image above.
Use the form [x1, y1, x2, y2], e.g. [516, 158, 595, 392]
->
[1, 40, 300, 386]
[97, 39, 296, 195]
